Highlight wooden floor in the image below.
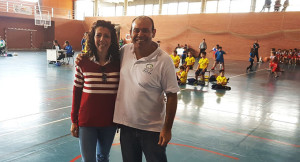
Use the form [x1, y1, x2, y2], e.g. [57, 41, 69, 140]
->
[0, 51, 299, 162]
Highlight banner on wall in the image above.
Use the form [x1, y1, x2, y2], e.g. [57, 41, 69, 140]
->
[13, 4, 32, 15]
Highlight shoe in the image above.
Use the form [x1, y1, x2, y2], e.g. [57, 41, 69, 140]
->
[198, 81, 205, 85]
[249, 69, 253, 71]
[211, 68, 215, 70]
[275, 75, 279, 78]
[225, 86, 231, 90]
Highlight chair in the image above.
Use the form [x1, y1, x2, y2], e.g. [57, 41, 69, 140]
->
[204, 70, 211, 79]
[65, 50, 75, 65]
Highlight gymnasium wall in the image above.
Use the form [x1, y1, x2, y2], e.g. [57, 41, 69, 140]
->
[0, 14, 55, 50]
[84, 12, 300, 61]
[41, 0, 74, 11]
[0, 12, 84, 51]
[53, 18, 86, 50]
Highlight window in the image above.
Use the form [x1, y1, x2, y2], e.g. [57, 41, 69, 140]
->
[75, 0, 93, 20]
[178, 2, 188, 15]
[144, 4, 153, 15]
[218, 0, 231, 13]
[116, 6, 123, 16]
[127, 6, 135, 16]
[102, 7, 116, 17]
[230, 0, 252, 13]
[206, 1, 217, 13]
[188, 2, 201, 14]
[136, 5, 144, 16]
[287, 0, 300, 12]
[153, 4, 159, 15]
[168, 3, 178, 15]
[255, 0, 270, 12]
[162, 4, 168, 15]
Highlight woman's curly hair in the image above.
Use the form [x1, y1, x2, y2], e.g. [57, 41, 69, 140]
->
[86, 20, 119, 62]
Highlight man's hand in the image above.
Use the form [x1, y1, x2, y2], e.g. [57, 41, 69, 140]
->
[158, 128, 171, 147]
[70, 123, 79, 138]
[75, 53, 88, 65]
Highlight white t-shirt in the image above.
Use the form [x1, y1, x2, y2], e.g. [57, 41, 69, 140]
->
[113, 43, 180, 132]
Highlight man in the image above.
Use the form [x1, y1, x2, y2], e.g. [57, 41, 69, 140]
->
[261, 0, 272, 12]
[57, 40, 73, 61]
[274, 0, 281, 12]
[113, 16, 180, 162]
[199, 38, 207, 54]
[281, 0, 289, 12]
[253, 40, 260, 62]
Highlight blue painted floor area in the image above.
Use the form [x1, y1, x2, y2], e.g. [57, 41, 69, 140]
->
[0, 51, 299, 162]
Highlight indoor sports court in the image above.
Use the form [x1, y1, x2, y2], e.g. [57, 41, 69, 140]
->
[0, 0, 300, 162]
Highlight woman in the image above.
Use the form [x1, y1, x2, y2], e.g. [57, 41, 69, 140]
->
[52, 40, 61, 50]
[70, 20, 120, 162]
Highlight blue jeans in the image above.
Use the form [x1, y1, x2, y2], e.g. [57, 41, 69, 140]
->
[120, 125, 167, 162]
[79, 126, 116, 162]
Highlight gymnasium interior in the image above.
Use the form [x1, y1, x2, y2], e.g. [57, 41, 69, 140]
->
[0, 0, 299, 161]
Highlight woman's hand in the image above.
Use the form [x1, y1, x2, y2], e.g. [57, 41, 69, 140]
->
[70, 123, 79, 138]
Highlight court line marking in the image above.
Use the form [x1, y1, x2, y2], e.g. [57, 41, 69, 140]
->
[46, 95, 72, 100]
[70, 143, 239, 162]
[229, 68, 268, 78]
[175, 118, 300, 148]
[45, 87, 70, 92]
[0, 117, 70, 137]
[0, 106, 71, 122]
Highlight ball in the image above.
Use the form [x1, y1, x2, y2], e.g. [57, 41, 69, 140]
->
[263, 57, 270, 62]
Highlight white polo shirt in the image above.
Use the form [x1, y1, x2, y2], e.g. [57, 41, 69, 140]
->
[113, 43, 180, 132]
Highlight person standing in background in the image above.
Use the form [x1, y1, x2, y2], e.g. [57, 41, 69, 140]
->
[281, 0, 289, 12]
[81, 32, 88, 53]
[261, 0, 272, 12]
[274, 0, 281, 12]
[253, 40, 260, 62]
[199, 39, 207, 54]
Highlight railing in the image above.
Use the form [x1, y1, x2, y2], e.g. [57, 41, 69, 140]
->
[0, 0, 75, 20]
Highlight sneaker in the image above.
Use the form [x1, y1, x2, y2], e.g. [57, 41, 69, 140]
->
[211, 68, 215, 70]
[198, 81, 205, 85]
[275, 75, 279, 78]
[225, 86, 231, 90]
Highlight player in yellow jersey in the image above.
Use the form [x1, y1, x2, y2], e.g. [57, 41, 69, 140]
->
[170, 50, 180, 68]
[212, 70, 231, 90]
[195, 52, 209, 84]
[176, 66, 187, 85]
[184, 52, 195, 73]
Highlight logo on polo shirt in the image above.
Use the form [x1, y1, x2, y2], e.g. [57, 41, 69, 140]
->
[143, 63, 153, 75]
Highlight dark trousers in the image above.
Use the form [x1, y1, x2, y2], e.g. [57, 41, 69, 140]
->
[120, 125, 167, 162]
[247, 60, 254, 70]
[254, 52, 259, 62]
[212, 84, 226, 89]
[200, 48, 206, 53]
